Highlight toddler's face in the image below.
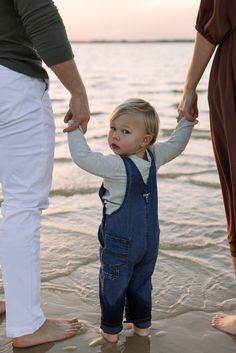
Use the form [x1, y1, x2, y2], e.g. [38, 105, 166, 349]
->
[108, 113, 149, 158]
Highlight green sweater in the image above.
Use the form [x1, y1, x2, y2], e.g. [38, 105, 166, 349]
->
[0, 0, 74, 79]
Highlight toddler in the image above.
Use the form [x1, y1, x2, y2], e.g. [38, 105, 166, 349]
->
[67, 98, 197, 343]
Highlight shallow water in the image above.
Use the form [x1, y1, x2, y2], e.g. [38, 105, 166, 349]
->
[1, 43, 235, 352]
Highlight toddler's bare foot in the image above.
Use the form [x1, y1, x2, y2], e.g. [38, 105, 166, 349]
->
[212, 314, 236, 335]
[133, 325, 150, 337]
[12, 318, 81, 348]
[100, 329, 118, 344]
[0, 301, 5, 315]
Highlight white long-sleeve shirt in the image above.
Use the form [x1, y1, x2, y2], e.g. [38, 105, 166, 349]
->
[68, 118, 196, 214]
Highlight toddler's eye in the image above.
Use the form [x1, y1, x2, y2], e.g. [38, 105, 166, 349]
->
[110, 126, 116, 131]
[122, 129, 130, 134]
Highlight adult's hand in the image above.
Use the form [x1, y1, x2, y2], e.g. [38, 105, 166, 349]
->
[177, 89, 198, 122]
[63, 93, 90, 133]
[51, 59, 90, 133]
[177, 32, 216, 123]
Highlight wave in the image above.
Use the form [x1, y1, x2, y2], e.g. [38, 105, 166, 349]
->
[160, 128, 210, 140]
[53, 111, 104, 119]
[159, 174, 220, 188]
[189, 179, 220, 189]
[138, 89, 208, 95]
[160, 240, 221, 252]
[49, 187, 98, 197]
[54, 157, 71, 163]
[158, 169, 215, 179]
[50, 98, 65, 103]
[91, 111, 104, 116]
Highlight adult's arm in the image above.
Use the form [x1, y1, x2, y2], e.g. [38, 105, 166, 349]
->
[51, 60, 90, 133]
[178, 32, 216, 121]
[14, 0, 73, 65]
[178, 0, 236, 121]
[14, 0, 90, 132]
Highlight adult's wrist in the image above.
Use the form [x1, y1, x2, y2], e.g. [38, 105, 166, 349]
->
[70, 84, 86, 97]
[183, 85, 197, 95]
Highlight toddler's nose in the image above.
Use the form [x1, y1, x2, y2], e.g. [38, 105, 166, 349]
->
[113, 131, 120, 140]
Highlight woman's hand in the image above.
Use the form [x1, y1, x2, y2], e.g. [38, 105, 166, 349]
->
[177, 89, 198, 122]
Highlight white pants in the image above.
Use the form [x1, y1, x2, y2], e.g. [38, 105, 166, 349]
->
[0, 65, 55, 337]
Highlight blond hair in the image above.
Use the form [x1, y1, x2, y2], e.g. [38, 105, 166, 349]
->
[109, 98, 160, 145]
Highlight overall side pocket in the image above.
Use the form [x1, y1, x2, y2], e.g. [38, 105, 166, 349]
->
[101, 233, 129, 280]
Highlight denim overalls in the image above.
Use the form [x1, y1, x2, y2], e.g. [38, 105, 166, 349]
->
[98, 150, 160, 334]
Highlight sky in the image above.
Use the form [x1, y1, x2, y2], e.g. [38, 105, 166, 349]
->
[54, 0, 200, 41]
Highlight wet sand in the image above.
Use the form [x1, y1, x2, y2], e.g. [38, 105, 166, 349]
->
[1, 289, 236, 353]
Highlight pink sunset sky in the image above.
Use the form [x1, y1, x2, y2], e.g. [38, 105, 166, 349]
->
[54, 0, 200, 41]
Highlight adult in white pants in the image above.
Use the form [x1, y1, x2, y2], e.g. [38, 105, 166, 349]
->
[0, 0, 90, 348]
[0, 66, 55, 337]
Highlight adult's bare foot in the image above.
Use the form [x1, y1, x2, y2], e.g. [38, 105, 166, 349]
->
[212, 314, 236, 335]
[12, 318, 81, 348]
[0, 301, 5, 315]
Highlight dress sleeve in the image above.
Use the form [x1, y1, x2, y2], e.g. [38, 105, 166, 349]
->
[195, 0, 236, 45]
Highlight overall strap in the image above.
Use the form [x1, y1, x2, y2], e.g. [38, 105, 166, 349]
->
[146, 149, 157, 186]
[98, 155, 131, 217]
[122, 151, 156, 206]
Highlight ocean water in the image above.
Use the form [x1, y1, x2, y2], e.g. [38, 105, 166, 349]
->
[1, 43, 236, 348]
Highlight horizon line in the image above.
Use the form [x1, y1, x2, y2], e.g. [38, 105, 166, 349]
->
[70, 38, 194, 44]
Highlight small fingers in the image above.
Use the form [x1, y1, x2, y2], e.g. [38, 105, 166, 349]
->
[63, 121, 80, 133]
[177, 108, 196, 122]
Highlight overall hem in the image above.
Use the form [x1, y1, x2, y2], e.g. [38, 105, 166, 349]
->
[100, 322, 123, 335]
[132, 320, 151, 329]
[125, 317, 151, 329]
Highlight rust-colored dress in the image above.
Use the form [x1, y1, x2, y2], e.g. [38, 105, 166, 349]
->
[196, 0, 236, 256]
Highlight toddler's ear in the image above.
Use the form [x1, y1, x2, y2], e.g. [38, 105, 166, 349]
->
[141, 134, 153, 147]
